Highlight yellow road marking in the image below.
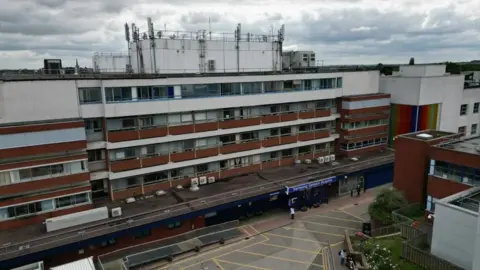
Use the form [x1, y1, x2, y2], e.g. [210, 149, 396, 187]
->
[321, 246, 327, 268]
[303, 214, 363, 223]
[249, 225, 261, 234]
[335, 209, 366, 222]
[332, 241, 344, 247]
[257, 242, 323, 254]
[264, 233, 327, 244]
[300, 220, 359, 230]
[160, 237, 267, 270]
[249, 225, 269, 241]
[285, 226, 344, 237]
[213, 258, 225, 270]
[215, 259, 272, 270]
[235, 250, 324, 267]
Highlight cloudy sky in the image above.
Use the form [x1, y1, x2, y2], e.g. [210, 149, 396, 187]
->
[0, 0, 479, 69]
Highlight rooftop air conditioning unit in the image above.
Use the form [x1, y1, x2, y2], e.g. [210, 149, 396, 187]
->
[324, 155, 331, 163]
[208, 176, 216, 184]
[317, 157, 325, 164]
[176, 185, 184, 189]
[156, 190, 166, 196]
[111, 207, 122, 218]
[304, 159, 312, 164]
[125, 197, 136, 204]
[330, 154, 335, 162]
[350, 157, 359, 161]
[199, 176, 207, 185]
[295, 159, 301, 164]
[190, 178, 199, 191]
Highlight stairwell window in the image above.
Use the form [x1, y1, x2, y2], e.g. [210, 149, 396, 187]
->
[472, 124, 478, 135]
[474, 102, 479, 114]
[78, 87, 102, 104]
[460, 104, 468, 116]
[426, 195, 437, 212]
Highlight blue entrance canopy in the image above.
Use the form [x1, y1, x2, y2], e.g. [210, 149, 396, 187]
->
[286, 176, 337, 194]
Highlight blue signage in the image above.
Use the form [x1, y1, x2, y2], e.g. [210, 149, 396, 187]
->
[286, 176, 337, 194]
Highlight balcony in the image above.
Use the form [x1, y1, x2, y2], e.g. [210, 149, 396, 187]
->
[280, 113, 298, 122]
[108, 129, 138, 143]
[169, 124, 195, 135]
[299, 110, 315, 119]
[220, 140, 262, 154]
[0, 173, 90, 196]
[88, 161, 107, 172]
[86, 132, 104, 142]
[315, 108, 331, 118]
[280, 134, 297, 145]
[194, 121, 219, 132]
[110, 158, 141, 172]
[261, 114, 281, 124]
[141, 154, 169, 168]
[262, 137, 281, 147]
[220, 164, 261, 178]
[298, 131, 316, 141]
[195, 145, 220, 158]
[170, 150, 195, 162]
[219, 117, 262, 129]
[138, 126, 168, 139]
[314, 130, 331, 139]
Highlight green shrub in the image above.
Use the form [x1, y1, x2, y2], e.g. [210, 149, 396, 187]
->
[368, 189, 408, 224]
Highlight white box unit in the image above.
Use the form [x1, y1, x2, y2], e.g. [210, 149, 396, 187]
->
[330, 154, 335, 161]
[125, 197, 136, 204]
[304, 159, 312, 164]
[208, 176, 216, 184]
[295, 160, 301, 164]
[50, 257, 95, 270]
[156, 190, 166, 196]
[324, 155, 331, 163]
[111, 207, 122, 218]
[45, 207, 108, 232]
[191, 177, 199, 186]
[317, 157, 325, 164]
[12, 261, 44, 270]
[199, 176, 207, 185]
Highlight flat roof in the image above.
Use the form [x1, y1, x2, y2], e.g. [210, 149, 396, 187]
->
[0, 68, 369, 82]
[0, 149, 394, 261]
[438, 186, 480, 213]
[434, 136, 480, 156]
[50, 257, 95, 270]
[399, 130, 457, 141]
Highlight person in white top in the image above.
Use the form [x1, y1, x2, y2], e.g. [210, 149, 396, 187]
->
[290, 207, 295, 219]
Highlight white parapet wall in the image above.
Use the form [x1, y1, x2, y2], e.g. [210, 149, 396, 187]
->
[45, 207, 109, 232]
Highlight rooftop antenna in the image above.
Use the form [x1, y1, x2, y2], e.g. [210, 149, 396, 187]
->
[209, 17, 212, 40]
[74, 59, 79, 75]
[124, 23, 132, 72]
[147, 17, 157, 73]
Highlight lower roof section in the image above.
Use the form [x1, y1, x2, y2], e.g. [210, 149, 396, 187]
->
[0, 149, 394, 261]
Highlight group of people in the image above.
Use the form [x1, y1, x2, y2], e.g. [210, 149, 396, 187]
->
[339, 249, 356, 269]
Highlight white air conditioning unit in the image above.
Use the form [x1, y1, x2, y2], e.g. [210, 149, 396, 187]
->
[304, 159, 312, 164]
[111, 207, 122, 217]
[295, 159, 301, 164]
[317, 157, 325, 164]
[199, 176, 207, 185]
[208, 176, 216, 184]
[330, 154, 335, 161]
[125, 197, 136, 204]
[190, 178, 199, 191]
[324, 155, 331, 163]
[156, 190, 166, 196]
[176, 185, 184, 189]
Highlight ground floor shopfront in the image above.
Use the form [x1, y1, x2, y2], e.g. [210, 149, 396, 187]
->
[4, 163, 394, 269]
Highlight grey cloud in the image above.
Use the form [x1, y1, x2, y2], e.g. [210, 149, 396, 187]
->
[180, 12, 222, 24]
[265, 12, 284, 21]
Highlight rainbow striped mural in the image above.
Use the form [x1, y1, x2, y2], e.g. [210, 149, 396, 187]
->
[389, 103, 439, 145]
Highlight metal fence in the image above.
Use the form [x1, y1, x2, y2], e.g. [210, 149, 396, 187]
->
[323, 241, 336, 270]
[0, 153, 394, 261]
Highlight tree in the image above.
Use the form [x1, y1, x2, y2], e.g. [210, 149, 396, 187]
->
[368, 189, 408, 225]
[409, 57, 415, 65]
[445, 62, 462, 74]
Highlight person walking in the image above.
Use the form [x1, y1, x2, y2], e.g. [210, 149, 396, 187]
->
[339, 249, 346, 265]
[290, 207, 295, 220]
[356, 184, 361, 197]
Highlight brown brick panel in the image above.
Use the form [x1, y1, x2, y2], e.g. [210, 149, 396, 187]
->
[0, 172, 90, 197]
[280, 113, 298, 122]
[314, 151, 330, 159]
[219, 118, 262, 129]
[262, 160, 280, 170]
[262, 137, 281, 147]
[315, 109, 331, 118]
[341, 133, 388, 143]
[0, 141, 86, 159]
[299, 111, 315, 119]
[298, 153, 314, 161]
[196, 171, 221, 180]
[220, 141, 261, 154]
[0, 121, 85, 135]
[280, 157, 295, 166]
[427, 176, 471, 199]
[110, 159, 141, 172]
[220, 164, 261, 178]
[341, 113, 390, 123]
[298, 132, 315, 141]
[0, 185, 91, 207]
[139, 127, 168, 139]
[108, 130, 139, 142]
[0, 204, 93, 231]
[261, 115, 280, 124]
[195, 147, 219, 159]
[143, 181, 171, 194]
[112, 186, 143, 201]
[343, 125, 388, 137]
[430, 147, 480, 170]
[342, 93, 390, 101]
[170, 151, 195, 162]
[314, 130, 330, 139]
[0, 154, 88, 171]
[171, 177, 191, 188]
[169, 124, 195, 135]
[280, 135, 297, 145]
[340, 144, 387, 158]
[194, 122, 219, 133]
[341, 105, 390, 115]
[141, 155, 169, 168]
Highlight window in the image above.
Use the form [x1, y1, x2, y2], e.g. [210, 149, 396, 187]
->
[336, 77, 342, 88]
[88, 150, 103, 162]
[145, 145, 156, 156]
[139, 116, 154, 128]
[0, 200, 54, 220]
[137, 86, 167, 100]
[426, 195, 437, 212]
[460, 104, 468, 116]
[220, 83, 241, 96]
[472, 124, 478, 135]
[458, 126, 466, 135]
[208, 60, 216, 71]
[19, 164, 65, 181]
[281, 149, 293, 157]
[105, 87, 132, 102]
[85, 119, 102, 134]
[181, 84, 221, 98]
[168, 221, 182, 229]
[144, 172, 168, 184]
[54, 193, 89, 209]
[134, 229, 152, 239]
[78, 88, 102, 104]
[474, 102, 479, 114]
[196, 164, 209, 174]
[122, 118, 136, 129]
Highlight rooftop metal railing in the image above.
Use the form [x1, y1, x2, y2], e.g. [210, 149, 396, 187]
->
[0, 152, 394, 260]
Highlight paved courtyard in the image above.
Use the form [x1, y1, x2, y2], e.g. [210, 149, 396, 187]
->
[158, 208, 366, 270]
